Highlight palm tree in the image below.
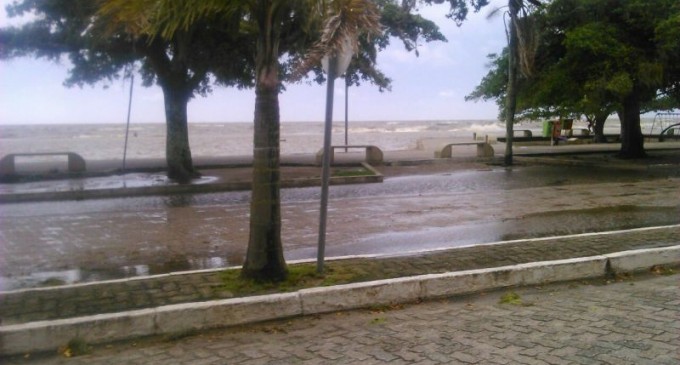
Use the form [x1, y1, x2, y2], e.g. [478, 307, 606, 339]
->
[504, 0, 541, 165]
[243, 0, 380, 282]
[100, 0, 381, 282]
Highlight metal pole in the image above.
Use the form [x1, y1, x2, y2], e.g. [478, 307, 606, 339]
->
[122, 73, 134, 172]
[344, 75, 349, 152]
[317, 57, 338, 274]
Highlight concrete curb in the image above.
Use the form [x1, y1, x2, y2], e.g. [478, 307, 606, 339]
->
[2, 246, 678, 356]
[0, 164, 383, 204]
[605, 246, 680, 273]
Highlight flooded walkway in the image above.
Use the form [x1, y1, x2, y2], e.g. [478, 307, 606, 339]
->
[1, 156, 678, 290]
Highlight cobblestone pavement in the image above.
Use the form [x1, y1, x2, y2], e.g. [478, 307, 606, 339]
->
[1, 225, 678, 325]
[5, 273, 678, 364]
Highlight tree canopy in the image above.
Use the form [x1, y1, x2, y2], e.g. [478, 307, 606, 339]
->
[467, 0, 680, 155]
[0, 1, 458, 182]
[1, 0, 256, 182]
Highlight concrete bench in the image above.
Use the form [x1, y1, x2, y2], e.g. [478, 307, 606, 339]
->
[434, 142, 495, 158]
[316, 145, 383, 165]
[513, 129, 533, 137]
[0, 152, 86, 175]
[564, 128, 590, 137]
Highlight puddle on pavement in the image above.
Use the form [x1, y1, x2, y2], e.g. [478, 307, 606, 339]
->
[0, 256, 229, 291]
[0, 173, 219, 195]
[3, 204, 678, 291]
[312, 205, 680, 258]
[502, 205, 680, 240]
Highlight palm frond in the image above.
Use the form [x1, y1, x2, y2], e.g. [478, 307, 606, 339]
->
[292, 0, 382, 80]
[98, 0, 242, 39]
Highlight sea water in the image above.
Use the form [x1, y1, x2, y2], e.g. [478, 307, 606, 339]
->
[0, 118, 642, 161]
[0, 120, 505, 160]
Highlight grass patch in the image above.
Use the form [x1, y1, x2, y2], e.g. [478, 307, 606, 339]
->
[41, 278, 67, 287]
[370, 317, 386, 325]
[218, 263, 372, 297]
[60, 338, 91, 358]
[332, 167, 373, 177]
[499, 291, 522, 305]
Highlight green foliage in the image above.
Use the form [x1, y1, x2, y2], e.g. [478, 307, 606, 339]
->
[0, 0, 252, 92]
[219, 263, 369, 296]
[60, 338, 91, 358]
[499, 291, 522, 305]
[466, 51, 509, 119]
[332, 166, 373, 177]
[370, 317, 387, 324]
[0, 1, 470, 95]
[466, 0, 680, 122]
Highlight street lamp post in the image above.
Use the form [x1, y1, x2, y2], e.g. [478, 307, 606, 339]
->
[345, 76, 349, 152]
[318, 41, 354, 274]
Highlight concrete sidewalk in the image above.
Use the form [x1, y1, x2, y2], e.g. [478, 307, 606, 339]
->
[3, 263, 679, 364]
[1, 228, 678, 356]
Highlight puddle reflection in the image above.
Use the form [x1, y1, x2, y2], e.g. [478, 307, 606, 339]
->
[0, 256, 230, 291]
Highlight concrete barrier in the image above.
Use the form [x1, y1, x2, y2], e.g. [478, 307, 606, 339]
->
[300, 278, 423, 315]
[0, 294, 301, 355]
[1, 247, 677, 356]
[1, 309, 156, 355]
[605, 246, 680, 273]
[421, 257, 606, 299]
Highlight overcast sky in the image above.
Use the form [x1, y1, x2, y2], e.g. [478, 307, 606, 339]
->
[0, 0, 508, 125]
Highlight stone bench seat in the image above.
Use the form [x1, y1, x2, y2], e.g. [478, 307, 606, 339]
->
[563, 128, 590, 137]
[434, 142, 495, 158]
[0, 152, 86, 175]
[513, 129, 533, 137]
[316, 145, 383, 165]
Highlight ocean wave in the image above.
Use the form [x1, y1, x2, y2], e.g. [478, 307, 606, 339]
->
[458, 122, 505, 133]
[1, 120, 502, 159]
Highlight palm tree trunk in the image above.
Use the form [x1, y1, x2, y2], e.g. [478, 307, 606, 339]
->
[242, 5, 287, 281]
[504, 2, 520, 166]
[242, 77, 287, 281]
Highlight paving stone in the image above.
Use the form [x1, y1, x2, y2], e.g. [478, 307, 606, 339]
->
[3, 276, 664, 365]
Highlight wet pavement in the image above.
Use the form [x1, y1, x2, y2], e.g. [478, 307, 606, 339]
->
[0, 144, 679, 363]
[1, 146, 679, 290]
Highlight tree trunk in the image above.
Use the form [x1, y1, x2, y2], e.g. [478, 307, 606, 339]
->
[163, 85, 198, 183]
[592, 111, 608, 143]
[504, 3, 519, 166]
[145, 37, 199, 184]
[618, 85, 646, 159]
[241, 23, 288, 281]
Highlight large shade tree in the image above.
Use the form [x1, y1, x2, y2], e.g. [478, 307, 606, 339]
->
[467, 49, 678, 142]
[468, 0, 680, 155]
[547, 0, 680, 158]
[0, 0, 253, 183]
